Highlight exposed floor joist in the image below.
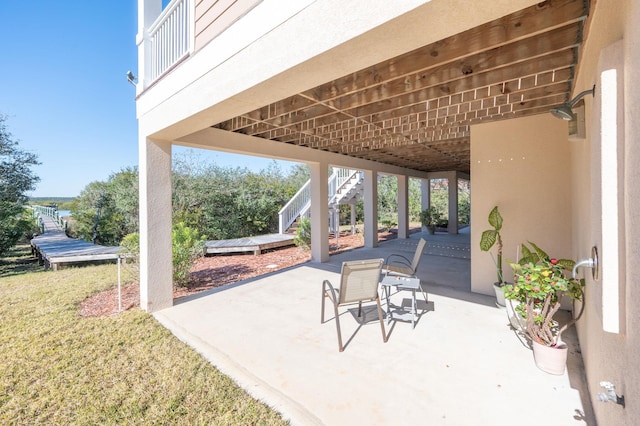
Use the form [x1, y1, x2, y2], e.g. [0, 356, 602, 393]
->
[214, 0, 589, 174]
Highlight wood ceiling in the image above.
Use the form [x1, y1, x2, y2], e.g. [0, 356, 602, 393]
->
[214, 0, 589, 174]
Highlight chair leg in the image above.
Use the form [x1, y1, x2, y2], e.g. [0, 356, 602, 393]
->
[322, 280, 344, 351]
[376, 296, 388, 343]
[334, 301, 344, 352]
[321, 282, 327, 324]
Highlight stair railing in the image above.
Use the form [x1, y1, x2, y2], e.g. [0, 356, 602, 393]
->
[329, 169, 362, 205]
[278, 181, 311, 234]
[278, 168, 362, 234]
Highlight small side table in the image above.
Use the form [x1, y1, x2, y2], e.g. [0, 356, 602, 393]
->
[380, 275, 422, 329]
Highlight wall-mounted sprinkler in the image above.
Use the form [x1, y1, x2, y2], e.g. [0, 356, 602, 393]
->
[573, 246, 599, 280]
[597, 381, 625, 408]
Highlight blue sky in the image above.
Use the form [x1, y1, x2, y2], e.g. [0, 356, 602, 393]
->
[0, 2, 297, 198]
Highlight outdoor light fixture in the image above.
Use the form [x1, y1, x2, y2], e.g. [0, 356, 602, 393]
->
[126, 70, 138, 87]
[550, 85, 595, 120]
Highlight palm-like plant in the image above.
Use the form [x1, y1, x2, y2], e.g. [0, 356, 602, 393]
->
[479, 206, 504, 285]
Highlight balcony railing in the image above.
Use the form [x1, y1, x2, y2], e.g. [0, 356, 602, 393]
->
[147, 0, 192, 83]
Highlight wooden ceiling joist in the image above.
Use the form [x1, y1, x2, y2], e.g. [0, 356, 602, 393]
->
[213, 0, 589, 174]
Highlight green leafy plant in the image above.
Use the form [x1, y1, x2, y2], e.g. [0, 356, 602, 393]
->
[419, 207, 442, 234]
[0, 115, 40, 255]
[379, 217, 397, 232]
[119, 232, 140, 278]
[172, 222, 205, 287]
[504, 242, 585, 347]
[293, 217, 311, 249]
[479, 206, 505, 285]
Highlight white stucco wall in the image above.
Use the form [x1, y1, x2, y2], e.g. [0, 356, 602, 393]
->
[470, 114, 573, 296]
[569, 0, 639, 424]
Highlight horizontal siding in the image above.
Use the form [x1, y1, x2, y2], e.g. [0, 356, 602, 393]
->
[195, 0, 263, 51]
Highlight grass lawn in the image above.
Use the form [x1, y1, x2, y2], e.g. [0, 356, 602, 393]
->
[0, 244, 287, 425]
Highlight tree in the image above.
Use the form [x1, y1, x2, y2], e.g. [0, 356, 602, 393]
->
[70, 168, 139, 246]
[0, 115, 40, 255]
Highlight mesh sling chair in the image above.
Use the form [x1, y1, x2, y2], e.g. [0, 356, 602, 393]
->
[383, 238, 427, 278]
[321, 259, 387, 352]
[383, 238, 428, 301]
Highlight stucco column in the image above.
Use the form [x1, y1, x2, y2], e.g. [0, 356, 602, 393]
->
[446, 171, 459, 234]
[310, 162, 329, 262]
[139, 137, 173, 312]
[397, 174, 409, 239]
[363, 170, 378, 248]
[350, 203, 356, 234]
[421, 178, 431, 232]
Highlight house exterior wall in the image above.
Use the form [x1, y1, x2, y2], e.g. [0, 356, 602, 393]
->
[470, 114, 573, 296]
[471, 1, 639, 424]
[568, 0, 639, 424]
[194, 0, 262, 51]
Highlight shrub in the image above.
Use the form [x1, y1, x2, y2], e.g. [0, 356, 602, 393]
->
[120, 233, 140, 279]
[119, 225, 205, 288]
[172, 222, 205, 287]
[293, 217, 311, 249]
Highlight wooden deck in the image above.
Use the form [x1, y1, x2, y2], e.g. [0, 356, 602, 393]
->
[205, 234, 295, 255]
[31, 214, 295, 268]
[30, 215, 121, 270]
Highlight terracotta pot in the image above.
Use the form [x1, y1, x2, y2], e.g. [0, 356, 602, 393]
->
[532, 340, 568, 375]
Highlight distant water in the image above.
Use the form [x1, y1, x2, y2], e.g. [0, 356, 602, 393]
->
[57, 210, 72, 217]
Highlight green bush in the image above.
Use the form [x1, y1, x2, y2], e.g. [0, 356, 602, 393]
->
[120, 232, 139, 255]
[172, 222, 205, 287]
[379, 217, 397, 232]
[119, 225, 204, 288]
[293, 217, 311, 249]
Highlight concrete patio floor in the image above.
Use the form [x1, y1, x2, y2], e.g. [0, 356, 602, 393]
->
[154, 230, 595, 425]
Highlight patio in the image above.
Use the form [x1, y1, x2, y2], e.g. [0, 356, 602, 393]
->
[154, 230, 595, 425]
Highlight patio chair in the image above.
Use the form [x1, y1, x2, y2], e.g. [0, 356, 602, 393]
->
[383, 238, 427, 278]
[321, 258, 387, 352]
[383, 238, 428, 301]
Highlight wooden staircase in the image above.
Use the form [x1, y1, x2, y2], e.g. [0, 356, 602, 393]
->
[278, 168, 364, 234]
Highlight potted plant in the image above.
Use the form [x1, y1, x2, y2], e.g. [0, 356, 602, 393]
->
[479, 206, 506, 306]
[504, 242, 585, 375]
[420, 207, 441, 235]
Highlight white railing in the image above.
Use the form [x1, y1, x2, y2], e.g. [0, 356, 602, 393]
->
[329, 169, 362, 205]
[30, 205, 66, 232]
[278, 168, 362, 234]
[148, 0, 192, 83]
[278, 180, 311, 234]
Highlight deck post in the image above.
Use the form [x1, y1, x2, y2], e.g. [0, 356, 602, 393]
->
[310, 162, 329, 262]
[350, 204, 356, 235]
[363, 170, 378, 248]
[397, 174, 409, 239]
[446, 171, 459, 235]
[139, 137, 174, 312]
[421, 179, 431, 232]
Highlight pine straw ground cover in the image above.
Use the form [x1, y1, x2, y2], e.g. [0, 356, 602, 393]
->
[0, 245, 287, 425]
[79, 230, 384, 317]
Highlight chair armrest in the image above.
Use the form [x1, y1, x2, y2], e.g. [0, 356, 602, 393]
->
[384, 254, 412, 268]
[322, 279, 340, 304]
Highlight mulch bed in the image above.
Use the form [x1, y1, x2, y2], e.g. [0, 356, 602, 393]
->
[79, 229, 405, 318]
